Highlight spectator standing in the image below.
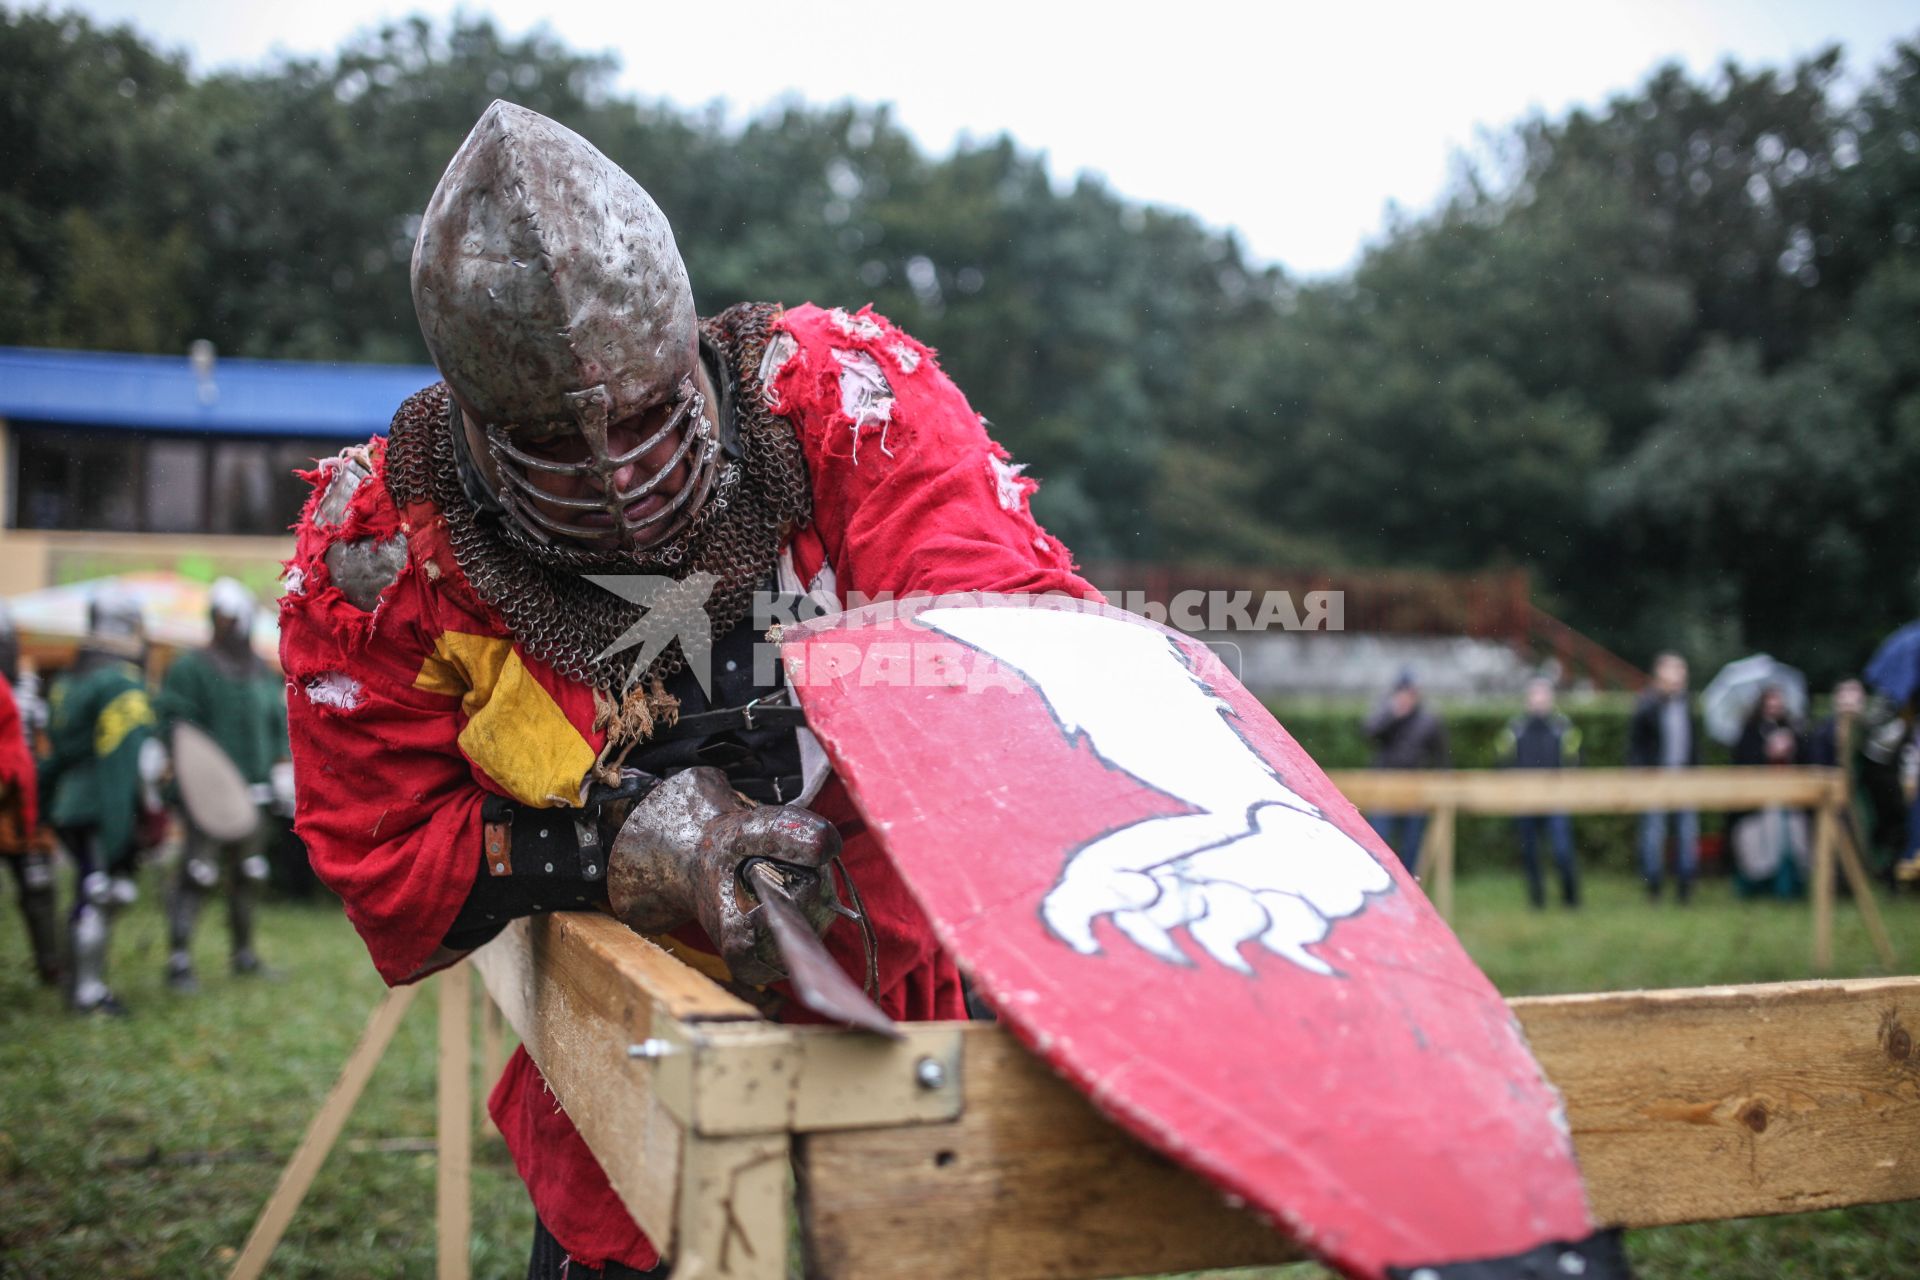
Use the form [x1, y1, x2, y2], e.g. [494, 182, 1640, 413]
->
[1730, 686, 1809, 898]
[1495, 677, 1582, 910]
[1628, 652, 1701, 903]
[1364, 670, 1449, 872]
[1732, 685, 1800, 767]
[1897, 724, 1920, 885]
[1808, 678, 1865, 772]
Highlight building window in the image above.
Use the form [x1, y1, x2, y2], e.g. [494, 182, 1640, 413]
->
[6, 423, 338, 536]
[147, 438, 208, 534]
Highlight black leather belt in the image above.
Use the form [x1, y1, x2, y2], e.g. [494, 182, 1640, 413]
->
[645, 690, 807, 744]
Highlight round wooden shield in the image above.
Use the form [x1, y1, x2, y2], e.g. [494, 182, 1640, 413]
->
[173, 720, 260, 842]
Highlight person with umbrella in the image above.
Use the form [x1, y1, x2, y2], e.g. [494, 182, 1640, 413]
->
[1728, 685, 1809, 897]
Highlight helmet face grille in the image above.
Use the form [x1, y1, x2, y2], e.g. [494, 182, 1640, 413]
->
[383, 302, 814, 697]
[483, 380, 720, 550]
[411, 101, 699, 455]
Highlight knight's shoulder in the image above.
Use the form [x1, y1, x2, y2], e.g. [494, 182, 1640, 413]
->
[294, 437, 394, 536]
[776, 302, 929, 353]
[387, 381, 452, 439]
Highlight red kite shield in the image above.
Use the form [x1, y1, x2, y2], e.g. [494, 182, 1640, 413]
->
[783, 597, 1628, 1280]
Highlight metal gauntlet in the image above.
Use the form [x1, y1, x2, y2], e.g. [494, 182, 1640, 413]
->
[607, 766, 842, 986]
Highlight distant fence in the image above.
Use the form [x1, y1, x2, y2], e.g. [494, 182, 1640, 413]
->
[1329, 766, 1896, 971]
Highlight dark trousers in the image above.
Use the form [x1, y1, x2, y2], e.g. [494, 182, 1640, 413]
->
[1368, 812, 1429, 873]
[1515, 814, 1579, 907]
[528, 1216, 669, 1280]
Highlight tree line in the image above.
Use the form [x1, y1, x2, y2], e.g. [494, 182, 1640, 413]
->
[3, 8, 1917, 681]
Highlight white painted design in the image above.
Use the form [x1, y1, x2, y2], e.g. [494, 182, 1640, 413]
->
[920, 607, 1391, 976]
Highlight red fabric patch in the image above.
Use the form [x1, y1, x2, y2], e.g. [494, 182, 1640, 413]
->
[769, 304, 1100, 606]
[490, 1049, 661, 1272]
[280, 444, 602, 986]
[0, 675, 37, 838]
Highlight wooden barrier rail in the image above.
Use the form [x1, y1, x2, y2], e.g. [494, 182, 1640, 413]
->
[233, 913, 1920, 1278]
[1329, 765, 1844, 815]
[472, 915, 1920, 1280]
[1326, 766, 1898, 971]
[226, 766, 1906, 1275]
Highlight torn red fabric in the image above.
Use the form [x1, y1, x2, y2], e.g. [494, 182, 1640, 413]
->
[0, 674, 38, 841]
[771, 304, 1094, 603]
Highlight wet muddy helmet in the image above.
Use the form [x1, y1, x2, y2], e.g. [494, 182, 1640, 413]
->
[411, 100, 719, 550]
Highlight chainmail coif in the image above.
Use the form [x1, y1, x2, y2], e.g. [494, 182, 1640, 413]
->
[383, 302, 812, 699]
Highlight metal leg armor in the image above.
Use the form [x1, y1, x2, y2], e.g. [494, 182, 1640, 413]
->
[229, 836, 270, 975]
[166, 838, 219, 992]
[70, 869, 124, 1015]
[8, 853, 61, 986]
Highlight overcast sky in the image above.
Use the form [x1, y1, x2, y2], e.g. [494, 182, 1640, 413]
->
[61, 0, 1920, 276]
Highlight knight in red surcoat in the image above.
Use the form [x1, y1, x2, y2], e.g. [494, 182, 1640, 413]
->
[281, 100, 1096, 1277]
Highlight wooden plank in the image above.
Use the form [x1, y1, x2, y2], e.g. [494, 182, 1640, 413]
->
[436, 963, 473, 1280]
[1427, 804, 1456, 920]
[799, 978, 1920, 1279]
[666, 1022, 966, 1138]
[1517, 977, 1920, 1226]
[230, 984, 420, 1280]
[675, 1133, 792, 1280]
[1812, 804, 1837, 972]
[1838, 815, 1900, 969]
[798, 1028, 1294, 1280]
[479, 989, 507, 1138]
[1330, 767, 1844, 815]
[469, 914, 758, 1259]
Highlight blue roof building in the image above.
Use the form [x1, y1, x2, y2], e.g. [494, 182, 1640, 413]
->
[0, 346, 436, 438]
[0, 345, 439, 597]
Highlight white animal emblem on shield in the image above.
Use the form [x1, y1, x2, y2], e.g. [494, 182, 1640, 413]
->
[919, 607, 1392, 977]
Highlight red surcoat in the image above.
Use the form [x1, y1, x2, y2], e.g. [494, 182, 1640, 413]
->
[281, 303, 1097, 1270]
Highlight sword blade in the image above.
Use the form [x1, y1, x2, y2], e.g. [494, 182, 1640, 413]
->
[745, 861, 901, 1039]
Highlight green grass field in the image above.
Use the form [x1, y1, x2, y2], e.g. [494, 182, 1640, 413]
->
[2, 864, 1916, 1279]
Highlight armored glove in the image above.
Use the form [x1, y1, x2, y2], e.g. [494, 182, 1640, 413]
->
[607, 766, 842, 986]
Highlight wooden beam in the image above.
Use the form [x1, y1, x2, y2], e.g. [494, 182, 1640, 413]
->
[1813, 803, 1838, 971]
[1330, 767, 1845, 815]
[1515, 977, 1920, 1227]
[470, 914, 761, 1259]
[1427, 804, 1456, 920]
[1836, 813, 1899, 968]
[676, 1132, 791, 1280]
[436, 963, 472, 1280]
[799, 977, 1920, 1279]
[478, 990, 507, 1138]
[230, 984, 420, 1280]
[798, 1028, 1291, 1280]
